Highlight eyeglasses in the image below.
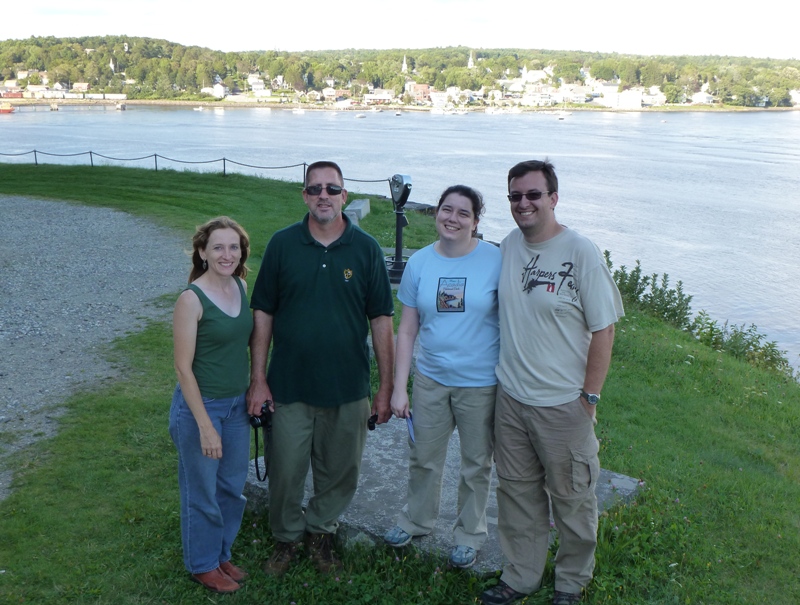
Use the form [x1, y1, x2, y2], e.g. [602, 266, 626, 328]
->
[507, 190, 551, 203]
[304, 184, 343, 196]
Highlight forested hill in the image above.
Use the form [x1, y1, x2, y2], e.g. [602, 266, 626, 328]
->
[2, 35, 799, 106]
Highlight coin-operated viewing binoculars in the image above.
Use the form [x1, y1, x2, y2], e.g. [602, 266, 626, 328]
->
[386, 174, 412, 284]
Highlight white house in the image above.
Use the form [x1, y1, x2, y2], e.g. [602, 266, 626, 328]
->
[212, 83, 228, 98]
[691, 91, 715, 104]
[521, 66, 548, 83]
[364, 89, 394, 104]
[596, 86, 644, 109]
[429, 91, 449, 107]
[521, 92, 552, 106]
[643, 86, 667, 106]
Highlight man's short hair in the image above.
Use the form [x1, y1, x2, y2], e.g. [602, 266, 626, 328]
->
[508, 159, 558, 194]
[305, 161, 344, 187]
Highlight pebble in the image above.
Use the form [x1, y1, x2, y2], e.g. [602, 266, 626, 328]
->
[0, 196, 188, 502]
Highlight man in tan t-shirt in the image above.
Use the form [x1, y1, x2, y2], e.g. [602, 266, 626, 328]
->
[481, 159, 624, 605]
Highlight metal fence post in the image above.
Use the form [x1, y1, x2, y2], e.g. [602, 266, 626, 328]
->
[34, 150, 38, 166]
[154, 155, 158, 171]
[89, 151, 94, 167]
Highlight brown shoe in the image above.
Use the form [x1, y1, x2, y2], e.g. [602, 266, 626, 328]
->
[305, 532, 343, 574]
[190, 567, 241, 593]
[263, 541, 300, 577]
[219, 560, 249, 583]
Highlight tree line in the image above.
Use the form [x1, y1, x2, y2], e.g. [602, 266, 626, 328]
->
[2, 36, 799, 106]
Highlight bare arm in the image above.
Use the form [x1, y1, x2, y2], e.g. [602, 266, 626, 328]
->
[173, 290, 223, 459]
[247, 309, 274, 415]
[390, 305, 420, 419]
[369, 314, 395, 424]
[581, 323, 616, 417]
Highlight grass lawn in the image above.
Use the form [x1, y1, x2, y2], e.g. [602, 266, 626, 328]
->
[0, 164, 799, 604]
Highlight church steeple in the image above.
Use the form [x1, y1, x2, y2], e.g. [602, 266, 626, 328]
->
[468, 51, 474, 69]
[402, 55, 408, 73]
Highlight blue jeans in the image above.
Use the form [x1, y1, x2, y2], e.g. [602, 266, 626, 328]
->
[168, 385, 251, 574]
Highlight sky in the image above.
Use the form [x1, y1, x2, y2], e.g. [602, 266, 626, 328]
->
[4, 0, 798, 60]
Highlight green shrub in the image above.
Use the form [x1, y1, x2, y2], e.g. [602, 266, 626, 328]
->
[691, 312, 797, 379]
[606, 252, 795, 380]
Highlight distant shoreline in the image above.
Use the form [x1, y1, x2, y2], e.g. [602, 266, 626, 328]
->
[5, 97, 798, 114]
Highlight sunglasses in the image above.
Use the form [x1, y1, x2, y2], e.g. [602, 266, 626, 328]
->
[304, 184, 343, 196]
[507, 190, 551, 203]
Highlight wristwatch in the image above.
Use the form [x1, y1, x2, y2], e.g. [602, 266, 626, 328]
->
[580, 390, 600, 405]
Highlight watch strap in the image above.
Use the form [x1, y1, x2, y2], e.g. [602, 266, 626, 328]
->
[580, 390, 600, 405]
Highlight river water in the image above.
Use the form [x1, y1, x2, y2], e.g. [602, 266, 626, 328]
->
[2, 104, 800, 367]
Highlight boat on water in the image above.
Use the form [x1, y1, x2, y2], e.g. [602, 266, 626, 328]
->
[395, 111, 402, 116]
[0, 102, 15, 114]
[355, 113, 366, 118]
[193, 106, 204, 111]
[115, 103, 126, 111]
[292, 107, 306, 115]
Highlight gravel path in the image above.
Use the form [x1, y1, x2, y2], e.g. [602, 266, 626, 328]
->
[0, 196, 187, 502]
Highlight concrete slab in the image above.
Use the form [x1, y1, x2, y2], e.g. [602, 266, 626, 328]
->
[346, 198, 371, 219]
[244, 418, 638, 575]
[343, 210, 360, 226]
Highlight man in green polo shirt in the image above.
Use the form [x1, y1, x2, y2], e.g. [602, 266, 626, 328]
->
[247, 160, 395, 576]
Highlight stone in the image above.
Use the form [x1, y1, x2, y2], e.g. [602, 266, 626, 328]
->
[345, 198, 371, 219]
[244, 418, 638, 575]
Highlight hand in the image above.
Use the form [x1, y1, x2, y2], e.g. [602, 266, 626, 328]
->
[247, 376, 273, 415]
[579, 395, 597, 421]
[372, 388, 392, 424]
[199, 426, 223, 459]
[390, 390, 410, 419]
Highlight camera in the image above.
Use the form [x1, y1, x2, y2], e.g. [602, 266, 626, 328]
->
[250, 403, 272, 429]
[367, 413, 378, 431]
[389, 174, 412, 209]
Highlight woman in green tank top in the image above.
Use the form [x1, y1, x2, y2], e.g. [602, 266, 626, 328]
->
[168, 216, 254, 594]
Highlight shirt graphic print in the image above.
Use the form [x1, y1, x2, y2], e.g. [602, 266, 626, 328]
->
[437, 277, 466, 312]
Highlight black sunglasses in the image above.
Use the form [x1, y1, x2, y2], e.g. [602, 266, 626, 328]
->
[304, 184, 343, 196]
[507, 190, 551, 203]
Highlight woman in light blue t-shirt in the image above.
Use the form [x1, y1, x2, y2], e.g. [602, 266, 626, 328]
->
[383, 185, 501, 569]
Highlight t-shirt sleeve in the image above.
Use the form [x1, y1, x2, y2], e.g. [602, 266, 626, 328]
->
[397, 250, 421, 308]
[580, 258, 625, 332]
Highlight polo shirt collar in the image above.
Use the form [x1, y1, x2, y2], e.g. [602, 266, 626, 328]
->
[300, 212, 355, 248]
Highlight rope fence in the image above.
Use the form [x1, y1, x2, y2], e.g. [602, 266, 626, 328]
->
[0, 149, 392, 190]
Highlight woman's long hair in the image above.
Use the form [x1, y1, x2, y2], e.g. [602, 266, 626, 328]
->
[188, 216, 250, 283]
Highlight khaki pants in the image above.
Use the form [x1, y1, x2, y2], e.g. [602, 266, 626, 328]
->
[396, 372, 496, 549]
[268, 397, 370, 542]
[494, 388, 600, 594]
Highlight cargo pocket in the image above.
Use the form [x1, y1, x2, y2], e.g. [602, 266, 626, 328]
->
[570, 434, 600, 493]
